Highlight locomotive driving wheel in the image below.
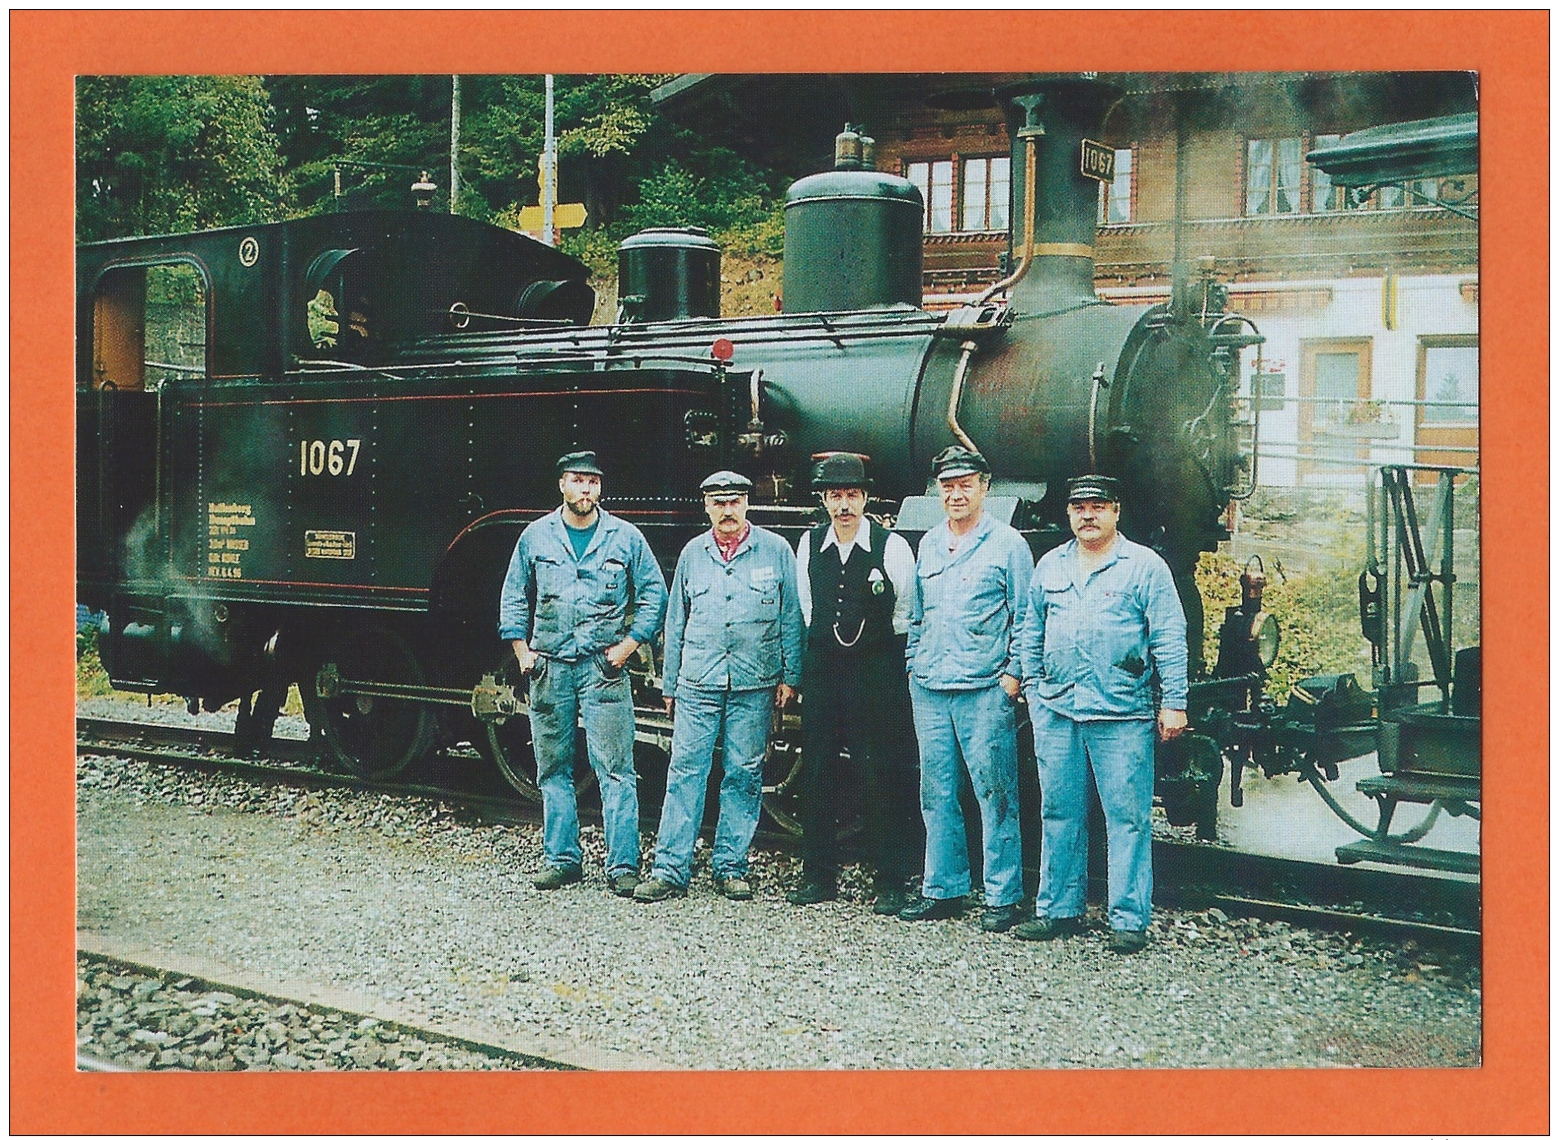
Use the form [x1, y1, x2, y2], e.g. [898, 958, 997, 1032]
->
[477, 656, 598, 804]
[760, 708, 864, 844]
[303, 621, 435, 779]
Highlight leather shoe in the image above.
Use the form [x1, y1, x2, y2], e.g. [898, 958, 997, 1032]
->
[633, 876, 686, 903]
[787, 880, 837, 906]
[980, 903, 1025, 933]
[607, 871, 641, 898]
[1109, 928, 1149, 954]
[872, 887, 912, 916]
[714, 876, 754, 901]
[532, 864, 583, 891]
[1012, 915, 1083, 941]
[898, 896, 965, 923]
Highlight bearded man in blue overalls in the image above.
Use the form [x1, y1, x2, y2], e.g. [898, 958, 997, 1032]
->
[498, 451, 668, 897]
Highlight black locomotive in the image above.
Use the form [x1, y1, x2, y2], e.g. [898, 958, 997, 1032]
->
[79, 79, 1283, 834]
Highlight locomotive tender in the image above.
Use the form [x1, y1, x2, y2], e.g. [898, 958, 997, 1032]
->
[78, 79, 1269, 830]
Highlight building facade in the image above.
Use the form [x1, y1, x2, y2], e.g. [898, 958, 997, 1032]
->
[653, 72, 1480, 487]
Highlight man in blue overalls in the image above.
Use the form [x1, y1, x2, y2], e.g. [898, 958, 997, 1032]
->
[636, 471, 805, 903]
[498, 451, 668, 897]
[901, 445, 1033, 933]
[1016, 474, 1188, 954]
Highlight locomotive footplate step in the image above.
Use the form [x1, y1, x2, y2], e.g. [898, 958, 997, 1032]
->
[1355, 773, 1481, 807]
[1335, 838, 1480, 876]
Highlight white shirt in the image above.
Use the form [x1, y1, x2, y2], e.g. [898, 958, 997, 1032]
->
[796, 523, 916, 635]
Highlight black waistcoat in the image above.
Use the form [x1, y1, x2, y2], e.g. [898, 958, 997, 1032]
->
[807, 519, 897, 652]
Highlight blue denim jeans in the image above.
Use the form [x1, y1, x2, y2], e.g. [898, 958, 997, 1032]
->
[650, 686, 775, 888]
[909, 681, 1024, 907]
[1029, 705, 1155, 932]
[528, 654, 640, 877]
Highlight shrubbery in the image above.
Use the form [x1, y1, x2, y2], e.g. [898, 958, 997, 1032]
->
[1196, 550, 1374, 698]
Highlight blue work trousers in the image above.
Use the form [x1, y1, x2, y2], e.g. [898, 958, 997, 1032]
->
[1030, 705, 1155, 932]
[650, 686, 775, 888]
[909, 681, 1024, 907]
[528, 655, 640, 877]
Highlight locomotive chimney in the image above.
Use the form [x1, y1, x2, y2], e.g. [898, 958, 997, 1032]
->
[994, 79, 1119, 312]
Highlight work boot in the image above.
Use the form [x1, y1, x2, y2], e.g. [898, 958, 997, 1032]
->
[532, 864, 583, 891]
[607, 870, 641, 898]
[897, 896, 965, 923]
[980, 903, 1026, 933]
[713, 876, 754, 901]
[1012, 914, 1083, 942]
[872, 886, 912, 916]
[1109, 928, 1149, 954]
[787, 880, 838, 906]
[633, 877, 686, 903]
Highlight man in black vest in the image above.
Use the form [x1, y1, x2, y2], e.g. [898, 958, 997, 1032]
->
[787, 453, 923, 914]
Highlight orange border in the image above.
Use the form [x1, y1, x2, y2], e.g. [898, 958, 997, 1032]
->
[12, 11, 1547, 1134]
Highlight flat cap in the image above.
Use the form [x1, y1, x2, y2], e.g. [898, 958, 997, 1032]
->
[811, 452, 871, 491]
[556, 450, 604, 477]
[699, 470, 755, 497]
[1067, 473, 1122, 502]
[931, 444, 990, 480]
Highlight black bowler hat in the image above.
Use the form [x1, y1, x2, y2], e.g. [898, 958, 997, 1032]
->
[932, 444, 990, 480]
[1067, 473, 1121, 502]
[700, 470, 755, 498]
[812, 452, 872, 491]
[556, 450, 604, 477]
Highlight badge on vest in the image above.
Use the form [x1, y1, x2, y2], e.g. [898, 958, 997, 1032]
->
[751, 565, 776, 584]
[868, 567, 886, 595]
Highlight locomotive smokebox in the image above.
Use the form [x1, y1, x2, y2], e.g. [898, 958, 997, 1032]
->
[996, 78, 1120, 310]
[618, 226, 722, 322]
[782, 126, 923, 313]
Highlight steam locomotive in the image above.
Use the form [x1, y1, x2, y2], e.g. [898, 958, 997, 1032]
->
[80, 78, 1286, 835]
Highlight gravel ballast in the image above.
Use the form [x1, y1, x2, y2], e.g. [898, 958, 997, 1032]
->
[76, 714, 1481, 1070]
[76, 957, 543, 1071]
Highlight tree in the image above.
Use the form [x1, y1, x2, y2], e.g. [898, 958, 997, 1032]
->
[76, 76, 287, 241]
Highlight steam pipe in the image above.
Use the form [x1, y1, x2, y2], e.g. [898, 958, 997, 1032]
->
[945, 340, 981, 453]
[976, 129, 1039, 306]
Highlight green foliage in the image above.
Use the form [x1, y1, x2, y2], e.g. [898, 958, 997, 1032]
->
[77, 76, 287, 241]
[77, 72, 791, 276]
[557, 226, 621, 280]
[76, 624, 114, 698]
[1197, 550, 1373, 697]
[719, 207, 787, 259]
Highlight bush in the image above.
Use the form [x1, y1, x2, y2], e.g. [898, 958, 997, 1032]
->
[1196, 549, 1373, 697]
[76, 623, 115, 698]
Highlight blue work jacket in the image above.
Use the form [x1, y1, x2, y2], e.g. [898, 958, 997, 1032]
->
[906, 512, 1034, 691]
[662, 525, 805, 696]
[1020, 535, 1189, 720]
[497, 507, 668, 661]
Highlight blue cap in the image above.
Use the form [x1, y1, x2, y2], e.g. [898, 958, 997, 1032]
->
[556, 450, 604, 477]
[932, 445, 990, 480]
[700, 470, 754, 497]
[1067, 474, 1121, 502]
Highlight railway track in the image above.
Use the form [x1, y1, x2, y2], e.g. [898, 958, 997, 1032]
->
[77, 714, 1480, 947]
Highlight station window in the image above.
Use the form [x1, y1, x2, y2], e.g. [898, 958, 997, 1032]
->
[1097, 146, 1134, 225]
[960, 155, 1010, 232]
[907, 155, 1012, 235]
[91, 261, 207, 391]
[1244, 137, 1304, 216]
[1418, 338, 1479, 425]
[905, 159, 954, 234]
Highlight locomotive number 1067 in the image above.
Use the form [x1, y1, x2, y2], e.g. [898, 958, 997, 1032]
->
[299, 438, 362, 477]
